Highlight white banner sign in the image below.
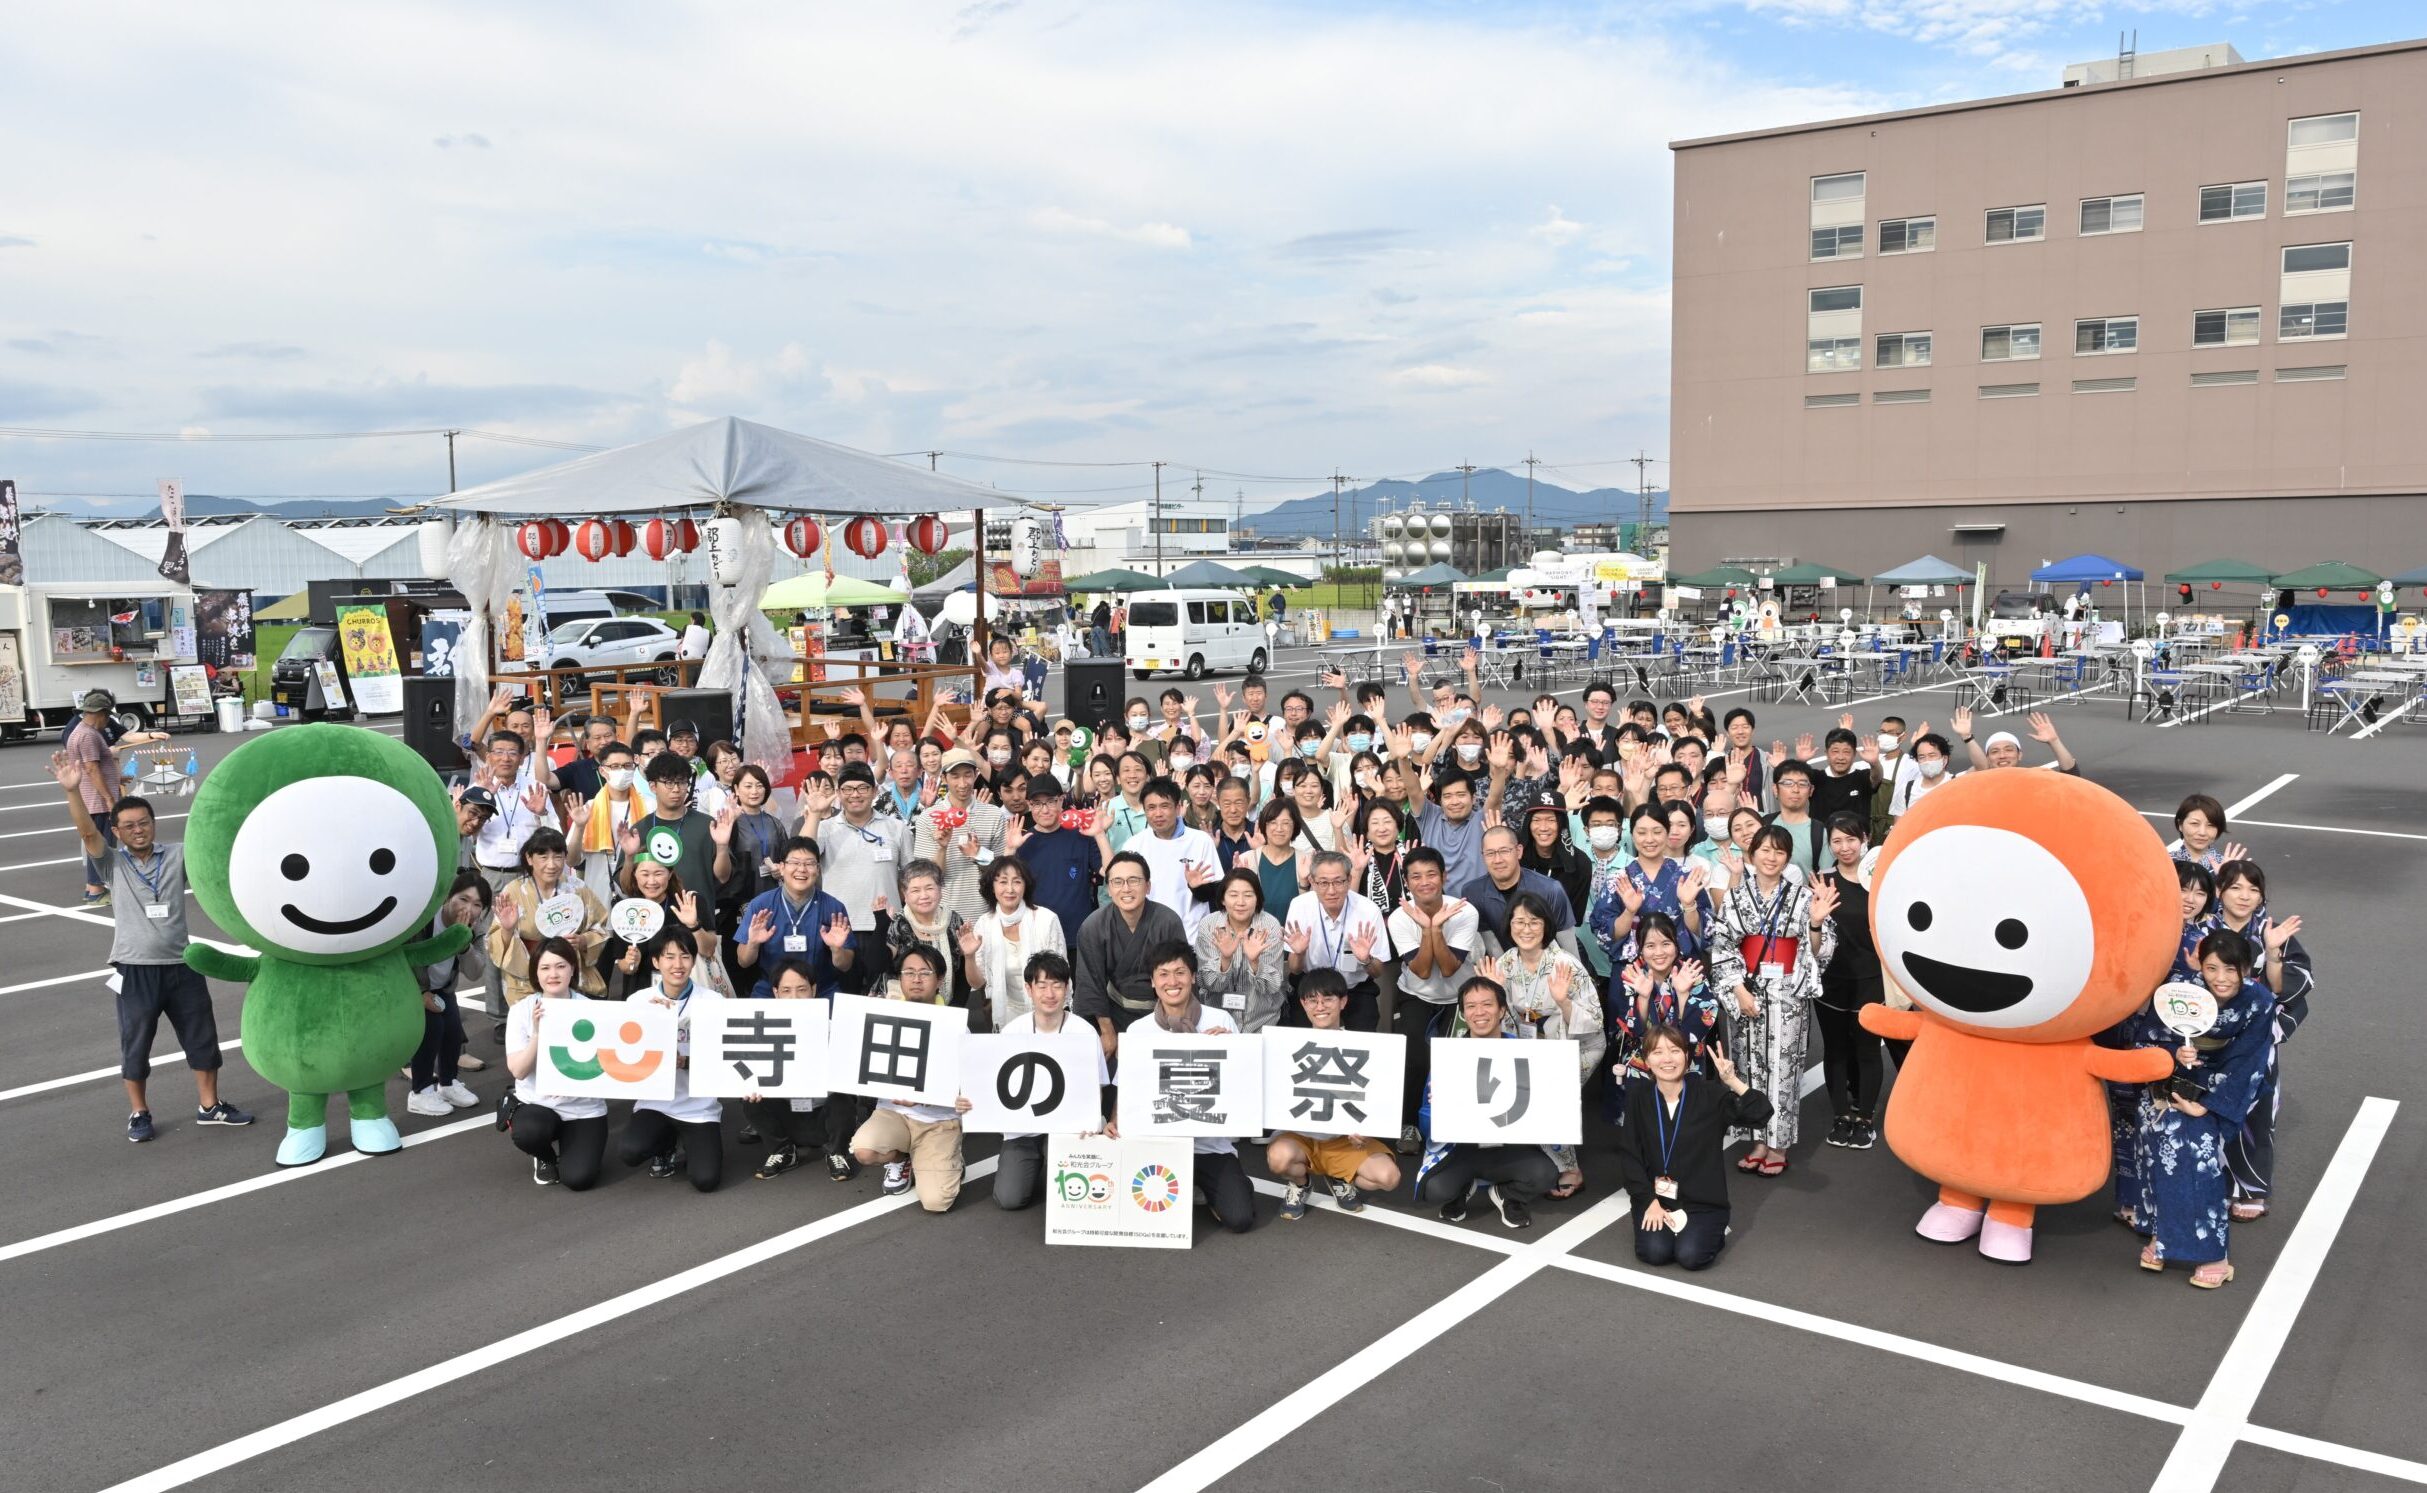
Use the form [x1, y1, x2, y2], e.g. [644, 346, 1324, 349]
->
[535, 1000, 679, 1101]
[959, 1030, 1105, 1134]
[827, 993, 966, 1107]
[1045, 1135, 1194, 1249]
[1259, 1029, 1404, 1139]
[1116, 1026, 1263, 1139]
[688, 999, 831, 1099]
[1425, 1037, 1581, 1146]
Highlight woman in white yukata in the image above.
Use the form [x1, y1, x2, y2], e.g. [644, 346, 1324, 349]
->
[1704, 825, 1836, 1176]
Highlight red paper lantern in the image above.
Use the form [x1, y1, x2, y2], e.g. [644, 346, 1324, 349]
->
[542, 518, 571, 557]
[611, 519, 637, 558]
[673, 518, 700, 553]
[906, 514, 948, 555]
[844, 515, 888, 559]
[643, 517, 677, 561]
[2210, 581, 2222, 590]
[573, 519, 614, 562]
[2317, 587, 2330, 598]
[515, 521, 552, 561]
[2099, 579, 2112, 587]
[783, 516, 823, 558]
[1725, 588, 1737, 600]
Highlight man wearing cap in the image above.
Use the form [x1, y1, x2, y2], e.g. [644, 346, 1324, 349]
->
[1004, 772, 1111, 952]
[64, 690, 165, 907]
[910, 747, 1009, 922]
[665, 719, 705, 775]
[452, 785, 498, 875]
[1951, 705, 2079, 774]
[798, 761, 907, 987]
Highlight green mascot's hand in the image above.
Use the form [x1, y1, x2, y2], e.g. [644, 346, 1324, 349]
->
[402, 922, 475, 966]
[186, 944, 262, 984]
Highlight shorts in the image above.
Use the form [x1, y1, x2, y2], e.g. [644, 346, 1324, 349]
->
[850, 1108, 966, 1213]
[1276, 1131, 1391, 1183]
[115, 962, 224, 1082]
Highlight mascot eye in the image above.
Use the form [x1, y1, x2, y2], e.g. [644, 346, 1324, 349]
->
[1996, 918, 2029, 949]
[1906, 901, 1934, 931]
[281, 854, 310, 881]
[369, 847, 396, 875]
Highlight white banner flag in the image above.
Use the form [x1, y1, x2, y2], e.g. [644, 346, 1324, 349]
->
[827, 993, 966, 1107]
[1259, 1028, 1404, 1139]
[688, 1000, 830, 1099]
[1425, 1037, 1581, 1145]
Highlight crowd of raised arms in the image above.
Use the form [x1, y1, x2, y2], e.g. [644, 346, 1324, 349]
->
[60, 635, 2314, 1282]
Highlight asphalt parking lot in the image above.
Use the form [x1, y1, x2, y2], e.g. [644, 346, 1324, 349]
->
[2, 644, 2420, 1493]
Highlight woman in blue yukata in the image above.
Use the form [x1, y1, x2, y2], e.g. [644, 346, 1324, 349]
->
[2103, 861, 2216, 1223]
[1589, 801, 1709, 967]
[2208, 859, 2312, 1221]
[1608, 912, 1723, 1090]
[2133, 927, 2277, 1289]
[2167, 793, 2247, 874]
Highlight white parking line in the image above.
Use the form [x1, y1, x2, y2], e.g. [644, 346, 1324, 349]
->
[0, 968, 113, 997]
[92, 1156, 999, 1493]
[2147, 1096, 2402, 1492]
[1136, 1190, 1631, 1493]
[0, 1042, 244, 1102]
[2350, 696, 2421, 740]
[0, 854, 85, 873]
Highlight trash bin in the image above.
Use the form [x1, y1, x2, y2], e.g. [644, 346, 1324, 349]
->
[215, 697, 245, 733]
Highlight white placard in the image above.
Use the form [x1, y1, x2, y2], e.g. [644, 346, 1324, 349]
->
[959, 1030, 1105, 1134]
[535, 1000, 679, 1100]
[827, 992, 967, 1106]
[1259, 1028, 1405, 1139]
[1116, 1025, 1263, 1138]
[1425, 1037, 1582, 1146]
[1045, 1135, 1193, 1250]
[608, 898, 664, 944]
[689, 999, 831, 1099]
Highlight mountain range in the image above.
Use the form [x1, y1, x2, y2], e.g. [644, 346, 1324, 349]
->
[1242, 468, 1667, 539]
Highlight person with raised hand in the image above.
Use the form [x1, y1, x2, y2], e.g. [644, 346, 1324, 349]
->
[1616, 1028, 1770, 1271]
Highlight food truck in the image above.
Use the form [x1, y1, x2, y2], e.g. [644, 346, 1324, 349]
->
[0, 579, 212, 740]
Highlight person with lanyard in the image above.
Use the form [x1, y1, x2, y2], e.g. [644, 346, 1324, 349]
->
[1284, 850, 1390, 1032]
[470, 731, 555, 896]
[615, 751, 735, 908]
[406, 871, 492, 1117]
[450, 786, 497, 875]
[1813, 813, 1885, 1150]
[910, 748, 1010, 924]
[1461, 825, 1574, 950]
[738, 960, 843, 1182]
[485, 827, 611, 1018]
[1413, 976, 1560, 1230]
[991, 952, 1115, 1210]
[958, 857, 1068, 1030]
[800, 762, 909, 989]
[503, 937, 611, 1188]
[734, 836, 856, 998]
[1610, 912, 1719, 1090]
[617, 929, 730, 1192]
[849, 942, 973, 1208]
[1616, 1025, 1769, 1271]
[1591, 802, 1707, 969]
[568, 740, 644, 900]
[1269, 969, 1405, 1220]
[2132, 928, 2277, 1289]
[1345, 797, 1411, 1030]
[1192, 866, 1289, 1033]
[1072, 851, 1188, 1056]
[609, 864, 716, 998]
[1209, 773, 1258, 873]
[53, 755, 254, 1140]
[1705, 824, 1838, 1176]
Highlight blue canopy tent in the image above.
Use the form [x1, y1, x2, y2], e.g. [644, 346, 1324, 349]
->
[2031, 554, 2146, 633]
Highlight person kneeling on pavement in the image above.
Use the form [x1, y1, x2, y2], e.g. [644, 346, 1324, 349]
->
[744, 961, 839, 1182]
[1615, 1025, 1770, 1271]
[1412, 975, 1560, 1231]
[993, 951, 1114, 1210]
[850, 943, 971, 1212]
[1268, 969, 1403, 1220]
[502, 938, 611, 1189]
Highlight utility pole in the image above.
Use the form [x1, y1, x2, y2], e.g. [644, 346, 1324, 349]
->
[1523, 451, 1540, 566]
[1152, 460, 1167, 576]
[1329, 470, 1353, 606]
[926, 450, 941, 472]
[1191, 471, 1206, 555]
[1628, 450, 1656, 553]
[1456, 461, 1476, 509]
[444, 429, 459, 492]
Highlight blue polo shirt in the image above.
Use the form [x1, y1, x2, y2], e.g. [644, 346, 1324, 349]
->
[1018, 826, 1103, 951]
[739, 886, 853, 998]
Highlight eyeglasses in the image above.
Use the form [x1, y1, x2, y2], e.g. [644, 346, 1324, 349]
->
[1301, 991, 1347, 1002]
[1106, 875, 1147, 888]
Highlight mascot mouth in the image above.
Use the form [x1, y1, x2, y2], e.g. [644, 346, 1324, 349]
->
[1897, 950, 2033, 1013]
[281, 897, 397, 935]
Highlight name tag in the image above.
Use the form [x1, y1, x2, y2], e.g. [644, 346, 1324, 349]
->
[1654, 1175, 1679, 1201]
[145, 904, 171, 920]
[1219, 991, 1246, 1012]
[871, 845, 893, 863]
[783, 935, 808, 953]
[1758, 961, 1787, 989]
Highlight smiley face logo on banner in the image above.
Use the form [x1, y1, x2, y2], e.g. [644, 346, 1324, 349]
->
[533, 893, 585, 939]
[2153, 980, 2218, 1039]
[547, 1015, 669, 1083]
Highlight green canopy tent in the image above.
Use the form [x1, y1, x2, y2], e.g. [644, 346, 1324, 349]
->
[1765, 562, 1867, 586]
[1233, 564, 1311, 588]
[2269, 560, 2384, 590]
[760, 572, 903, 611]
[2163, 558, 2273, 584]
[1668, 564, 1761, 589]
[1160, 558, 1262, 589]
[1064, 567, 1164, 593]
[1388, 562, 1471, 589]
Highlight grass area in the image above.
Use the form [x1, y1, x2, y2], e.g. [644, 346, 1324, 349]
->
[246, 622, 301, 702]
[1280, 582, 1381, 613]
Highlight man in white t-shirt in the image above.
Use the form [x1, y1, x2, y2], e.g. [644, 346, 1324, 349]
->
[850, 944, 971, 1211]
[1127, 777, 1223, 935]
[1382, 846, 1477, 1154]
[992, 950, 1112, 1211]
[679, 611, 712, 660]
[1283, 850, 1390, 1032]
[1112, 940, 1255, 1233]
[800, 761, 907, 979]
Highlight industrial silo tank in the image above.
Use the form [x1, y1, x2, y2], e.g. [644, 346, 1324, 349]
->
[1428, 537, 1453, 560]
[1429, 513, 1455, 538]
[1379, 514, 1404, 539]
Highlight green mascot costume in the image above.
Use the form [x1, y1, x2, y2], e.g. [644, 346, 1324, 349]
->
[183, 724, 473, 1166]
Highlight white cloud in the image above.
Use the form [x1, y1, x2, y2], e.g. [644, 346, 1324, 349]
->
[1028, 206, 1192, 249]
[1390, 363, 1489, 390]
[1530, 205, 1584, 247]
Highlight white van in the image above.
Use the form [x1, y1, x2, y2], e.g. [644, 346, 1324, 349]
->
[1124, 589, 1269, 680]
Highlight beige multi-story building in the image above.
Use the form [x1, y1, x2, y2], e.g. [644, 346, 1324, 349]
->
[1666, 38, 2424, 586]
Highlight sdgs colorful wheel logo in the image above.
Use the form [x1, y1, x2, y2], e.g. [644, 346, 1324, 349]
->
[1129, 1163, 1181, 1213]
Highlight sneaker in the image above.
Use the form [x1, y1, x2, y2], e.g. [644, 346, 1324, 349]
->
[455, 1054, 487, 1073]
[83, 890, 112, 909]
[533, 1156, 560, 1186]
[437, 1082, 478, 1109]
[127, 1110, 155, 1143]
[1439, 1189, 1471, 1224]
[1848, 1118, 1878, 1150]
[1279, 1182, 1309, 1221]
[827, 1153, 859, 1182]
[647, 1153, 679, 1180]
[195, 1101, 253, 1127]
[881, 1160, 912, 1195]
[1397, 1124, 1421, 1156]
[1489, 1184, 1533, 1231]
[1824, 1115, 1856, 1148]
[755, 1144, 802, 1181]
[405, 1087, 453, 1117]
[1325, 1176, 1365, 1213]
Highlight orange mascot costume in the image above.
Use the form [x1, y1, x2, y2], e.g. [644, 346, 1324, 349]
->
[1859, 769, 2176, 1263]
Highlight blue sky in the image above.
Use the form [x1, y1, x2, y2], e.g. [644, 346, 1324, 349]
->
[0, 0, 2405, 514]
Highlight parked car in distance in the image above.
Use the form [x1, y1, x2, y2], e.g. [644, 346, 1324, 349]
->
[545, 616, 682, 687]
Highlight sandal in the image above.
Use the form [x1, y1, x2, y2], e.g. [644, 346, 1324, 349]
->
[2113, 1208, 2138, 1229]
[2229, 1199, 2267, 1221]
[1737, 1152, 1764, 1172]
[2139, 1242, 2163, 1272]
[1756, 1154, 1788, 1177]
[2189, 1261, 2235, 1290]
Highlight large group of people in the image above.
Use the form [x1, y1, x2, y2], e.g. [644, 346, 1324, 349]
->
[59, 644, 2318, 1285]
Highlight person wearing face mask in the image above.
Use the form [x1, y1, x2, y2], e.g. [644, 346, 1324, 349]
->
[573, 741, 645, 900]
[1119, 699, 1164, 767]
[1592, 802, 1707, 966]
[1867, 714, 1910, 840]
[1888, 732, 1956, 819]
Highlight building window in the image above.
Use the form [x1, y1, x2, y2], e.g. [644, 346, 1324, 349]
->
[1875, 331, 1932, 368]
[2287, 112, 2358, 147]
[2197, 181, 2267, 222]
[1810, 225, 1864, 260]
[1984, 205, 2045, 243]
[1978, 383, 2039, 399]
[1804, 392, 1860, 408]
[1807, 285, 1862, 372]
[1807, 339, 1861, 372]
[2193, 307, 2261, 347]
[2286, 172, 2355, 213]
[1873, 388, 1931, 405]
[2191, 370, 2259, 387]
[2279, 302, 2348, 340]
[1980, 323, 2040, 361]
[2079, 194, 2144, 235]
[2275, 365, 2347, 382]
[2072, 377, 2137, 394]
[2074, 316, 2138, 355]
[1812, 172, 1866, 203]
[1810, 172, 1865, 262]
[2281, 242, 2352, 275]
[1878, 216, 1935, 254]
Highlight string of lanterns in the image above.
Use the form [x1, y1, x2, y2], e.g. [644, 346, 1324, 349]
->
[512, 510, 956, 565]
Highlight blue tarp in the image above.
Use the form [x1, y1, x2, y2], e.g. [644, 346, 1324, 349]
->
[2260, 604, 2384, 640]
[2032, 553, 2143, 584]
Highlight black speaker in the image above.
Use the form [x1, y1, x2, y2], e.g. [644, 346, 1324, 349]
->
[1063, 659, 1125, 728]
[661, 687, 735, 747]
[402, 675, 464, 773]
